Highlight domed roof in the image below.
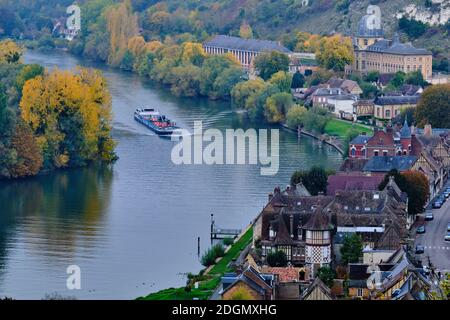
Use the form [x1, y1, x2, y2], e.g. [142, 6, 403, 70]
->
[357, 15, 384, 38]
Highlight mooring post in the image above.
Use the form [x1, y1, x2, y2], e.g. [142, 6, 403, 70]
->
[297, 125, 301, 139]
[197, 237, 200, 256]
[210, 213, 214, 245]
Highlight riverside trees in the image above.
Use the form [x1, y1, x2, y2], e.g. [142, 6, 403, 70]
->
[0, 39, 116, 179]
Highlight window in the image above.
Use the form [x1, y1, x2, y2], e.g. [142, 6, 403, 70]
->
[383, 150, 388, 156]
[351, 148, 356, 157]
[385, 110, 391, 118]
[374, 150, 379, 156]
[362, 148, 366, 158]
[357, 288, 364, 297]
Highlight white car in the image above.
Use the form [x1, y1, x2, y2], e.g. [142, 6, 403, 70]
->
[445, 232, 450, 242]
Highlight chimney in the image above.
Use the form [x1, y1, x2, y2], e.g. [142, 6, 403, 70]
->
[424, 124, 432, 137]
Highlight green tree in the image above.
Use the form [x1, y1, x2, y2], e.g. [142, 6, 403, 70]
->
[302, 107, 330, 134]
[231, 79, 267, 109]
[415, 84, 450, 128]
[268, 71, 292, 93]
[15, 64, 45, 96]
[340, 233, 363, 264]
[254, 51, 290, 81]
[405, 70, 426, 86]
[360, 82, 379, 99]
[264, 92, 293, 123]
[364, 71, 380, 83]
[290, 166, 329, 195]
[291, 71, 305, 89]
[317, 267, 336, 288]
[266, 250, 287, 267]
[169, 64, 201, 97]
[286, 105, 307, 128]
[213, 67, 244, 100]
[388, 71, 406, 88]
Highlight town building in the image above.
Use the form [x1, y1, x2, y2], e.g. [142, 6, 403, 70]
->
[220, 266, 276, 300]
[373, 95, 420, 125]
[253, 183, 408, 276]
[352, 6, 432, 80]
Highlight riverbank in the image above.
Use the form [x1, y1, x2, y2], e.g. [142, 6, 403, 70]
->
[138, 226, 253, 300]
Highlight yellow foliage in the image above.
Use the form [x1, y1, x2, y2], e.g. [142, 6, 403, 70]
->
[106, 0, 139, 66]
[0, 39, 23, 64]
[127, 35, 147, 57]
[19, 68, 114, 166]
[239, 23, 253, 39]
[145, 40, 163, 53]
[181, 42, 206, 65]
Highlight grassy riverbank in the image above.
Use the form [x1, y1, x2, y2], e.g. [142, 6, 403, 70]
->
[324, 119, 373, 139]
[138, 227, 253, 300]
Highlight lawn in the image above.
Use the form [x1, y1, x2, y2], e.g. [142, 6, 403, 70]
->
[138, 227, 253, 300]
[324, 119, 373, 139]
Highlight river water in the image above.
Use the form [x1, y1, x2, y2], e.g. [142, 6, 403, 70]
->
[0, 50, 342, 299]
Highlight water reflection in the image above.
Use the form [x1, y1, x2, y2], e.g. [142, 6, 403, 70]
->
[0, 164, 113, 279]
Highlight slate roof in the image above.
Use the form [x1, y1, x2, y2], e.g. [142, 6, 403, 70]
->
[363, 156, 418, 172]
[374, 95, 420, 106]
[300, 277, 335, 300]
[400, 118, 411, 138]
[204, 35, 292, 54]
[366, 39, 431, 55]
[350, 134, 372, 145]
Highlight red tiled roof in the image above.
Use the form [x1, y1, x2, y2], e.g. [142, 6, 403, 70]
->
[264, 267, 299, 283]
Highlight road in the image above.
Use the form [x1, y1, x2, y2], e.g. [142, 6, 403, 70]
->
[415, 184, 450, 274]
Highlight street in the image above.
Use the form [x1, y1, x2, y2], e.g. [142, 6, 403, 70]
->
[415, 185, 450, 273]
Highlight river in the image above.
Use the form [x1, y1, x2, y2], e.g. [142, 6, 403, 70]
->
[0, 50, 343, 299]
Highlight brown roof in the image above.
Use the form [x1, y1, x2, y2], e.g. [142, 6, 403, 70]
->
[327, 174, 384, 195]
[367, 130, 395, 147]
[303, 207, 332, 230]
[263, 267, 300, 283]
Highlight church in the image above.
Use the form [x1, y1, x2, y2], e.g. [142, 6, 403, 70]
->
[352, 5, 433, 80]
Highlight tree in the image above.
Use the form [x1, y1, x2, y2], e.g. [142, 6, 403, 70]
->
[106, 0, 139, 66]
[290, 166, 329, 195]
[15, 64, 45, 96]
[302, 107, 330, 134]
[20, 68, 116, 169]
[231, 79, 267, 109]
[254, 51, 290, 81]
[364, 71, 380, 83]
[316, 34, 354, 71]
[389, 71, 406, 88]
[405, 70, 426, 87]
[402, 170, 430, 215]
[181, 42, 206, 67]
[286, 105, 307, 128]
[213, 67, 244, 100]
[169, 64, 201, 97]
[317, 267, 336, 288]
[360, 82, 379, 99]
[415, 84, 450, 128]
[266, 250, 287, 267]
[0, 39, 23, 64]
[291, 71, 305, 89]
[340, 233, 363, 264]
[399, 17, 428, 39]
[239, 22, 253, 39]
[268, 71, 292, 93]
[9, 120, 43, 178]
[264, 92, 293, 123]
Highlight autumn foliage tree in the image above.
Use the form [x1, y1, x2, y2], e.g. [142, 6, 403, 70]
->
[379, 169, 429, 215]
[19, 68, 116, 170]
[415, 84, 450, 128]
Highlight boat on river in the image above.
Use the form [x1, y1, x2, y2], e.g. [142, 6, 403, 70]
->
[134, 108, 180, 136]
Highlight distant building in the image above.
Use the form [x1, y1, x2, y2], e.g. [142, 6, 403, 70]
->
[203, 35, 316, 74]
[311, 87, 358, 118]
[203, 35, 291, 70]
[352, 6, 432, 80]
[373, 95, 420, 125]
[363, 156, 418, 175]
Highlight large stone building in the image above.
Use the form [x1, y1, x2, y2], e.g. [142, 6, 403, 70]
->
[352, 6, 432, 80]
[203, 35, 317, 74]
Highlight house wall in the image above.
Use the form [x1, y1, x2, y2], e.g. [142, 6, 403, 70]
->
[348, 287, 370, 299]
[276, 282, 300, 300]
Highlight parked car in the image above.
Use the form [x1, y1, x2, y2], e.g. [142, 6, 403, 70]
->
[422, 266, 431, 275]
[425, 211, 434, 221]
[445, 232, 450, 242]
[416, 225, 426, 234]
[447, 222, 450, 232]
[415, 245, 425, 254]
[433, 200, 443, 209]
[444, 191, 450, 199]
